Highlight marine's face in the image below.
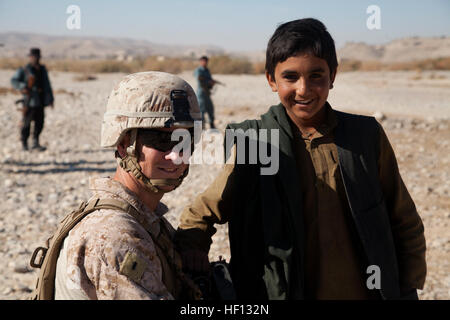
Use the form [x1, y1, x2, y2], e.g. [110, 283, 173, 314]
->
[137, 127, 190, 191]
[266, 53, 335, 124]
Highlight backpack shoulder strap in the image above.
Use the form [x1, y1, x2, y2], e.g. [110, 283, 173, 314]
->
[29, 197, 135, 300]
[30, 196, 201, 300]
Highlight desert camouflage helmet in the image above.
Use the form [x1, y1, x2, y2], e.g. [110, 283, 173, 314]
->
[101, 71, 201, 193]
[101, 71, 201, 148]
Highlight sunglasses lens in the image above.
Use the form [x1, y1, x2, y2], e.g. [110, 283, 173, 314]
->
[139, 129, 194, 152]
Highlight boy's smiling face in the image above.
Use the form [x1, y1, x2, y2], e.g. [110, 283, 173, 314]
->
[266, 53, 335, 125]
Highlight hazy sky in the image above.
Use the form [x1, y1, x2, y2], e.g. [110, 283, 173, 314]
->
[0, 0, 449, 51]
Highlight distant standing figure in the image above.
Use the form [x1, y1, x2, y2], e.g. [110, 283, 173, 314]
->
[194, 56, 217, 129]
[11, 48, 54, 151]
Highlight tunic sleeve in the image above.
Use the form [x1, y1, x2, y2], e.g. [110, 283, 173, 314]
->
[377, 123, 427, 291]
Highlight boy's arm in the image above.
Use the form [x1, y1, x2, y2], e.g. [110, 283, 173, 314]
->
[175, 146, 236, 254]
[377, 123, 427, 294]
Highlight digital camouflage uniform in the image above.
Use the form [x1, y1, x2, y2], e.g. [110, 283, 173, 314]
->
[30, 72, 202, 300]
[55, 177, 175, 299]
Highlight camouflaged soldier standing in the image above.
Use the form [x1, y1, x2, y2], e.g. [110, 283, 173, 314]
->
[29, 71, 202, 300]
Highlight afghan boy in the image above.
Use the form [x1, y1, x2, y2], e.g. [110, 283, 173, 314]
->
[175, 18, 426, 300]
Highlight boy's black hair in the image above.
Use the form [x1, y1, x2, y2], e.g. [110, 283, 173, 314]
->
[199, 56, 209, 61]
[265, 18, 338, 80]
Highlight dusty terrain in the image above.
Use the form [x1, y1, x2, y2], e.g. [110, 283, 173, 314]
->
[0, 69, 448, 300]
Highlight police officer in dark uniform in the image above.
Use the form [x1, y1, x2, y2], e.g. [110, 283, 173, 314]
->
[194, 56, 217, 129]
[11, 48, 54, 151]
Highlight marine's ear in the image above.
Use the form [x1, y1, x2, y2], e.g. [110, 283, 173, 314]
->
[116, 132, 131, 158]
[265, 71, 278, 92]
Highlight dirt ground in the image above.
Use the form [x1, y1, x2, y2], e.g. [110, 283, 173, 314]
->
[0, 69, 448, 299]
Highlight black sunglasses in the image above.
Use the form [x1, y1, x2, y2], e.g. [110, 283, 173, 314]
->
[138, 128, 195, 152]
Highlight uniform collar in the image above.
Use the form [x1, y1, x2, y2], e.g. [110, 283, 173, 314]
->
[88, 177, 169, 224]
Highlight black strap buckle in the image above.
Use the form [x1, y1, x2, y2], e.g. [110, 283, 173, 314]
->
[30, 247, 48, 268]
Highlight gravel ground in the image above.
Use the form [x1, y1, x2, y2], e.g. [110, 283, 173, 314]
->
[0, 69, 448, 300]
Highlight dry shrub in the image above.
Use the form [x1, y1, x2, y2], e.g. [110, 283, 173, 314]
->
[0, 58, 27, 70]
[2, 55, 449, 75]
[48, 60, 91, 73]
[338, 59, 362, 72]
[0, 55, 268, 75]
[90, 60, 134, 73]
[141, 57, 196, 74]
[0, 87, 20, 95]
[433, 57, 450, 70]
[54, 88, 81, 98]
[359, 60, 384, 71]
[73, 73, 98, 81]
[252, 61, 266, 74]
[428, 73, 446, 80]
[208, 55, 254, 74]
[338, 57, 450, 72]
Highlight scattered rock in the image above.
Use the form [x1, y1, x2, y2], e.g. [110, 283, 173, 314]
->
[4, 179, 13, 188]
[14, 283, 32, 293]
[2, 288, 12, 295]
[373, 111, 386, 121]
[13, 264, 32, 274]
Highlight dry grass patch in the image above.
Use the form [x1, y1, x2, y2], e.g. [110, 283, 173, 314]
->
[0, 87, 19, 95]
[339, 57, 450, 72]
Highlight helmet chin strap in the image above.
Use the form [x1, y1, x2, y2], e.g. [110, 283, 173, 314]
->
[116, 129, 188, 194]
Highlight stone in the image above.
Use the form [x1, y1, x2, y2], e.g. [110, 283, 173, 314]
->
[13, 263, 32, 274]
[373, 111, 386, 121]
[2, 288, 12, 295]
[4, 179, 14, 188]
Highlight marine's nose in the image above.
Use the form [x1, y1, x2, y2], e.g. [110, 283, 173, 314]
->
[165, 149, 186, 165]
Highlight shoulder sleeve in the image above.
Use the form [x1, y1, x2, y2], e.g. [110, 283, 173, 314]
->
[377, 122, 427, 291]
[65, 210, 174, 300]
[175, 145, 236, 253]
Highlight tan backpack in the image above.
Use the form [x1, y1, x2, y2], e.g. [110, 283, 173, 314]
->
[29, 197, 201, 300]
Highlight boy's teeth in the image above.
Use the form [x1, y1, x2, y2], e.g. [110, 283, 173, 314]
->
[296, 99, 312, 104]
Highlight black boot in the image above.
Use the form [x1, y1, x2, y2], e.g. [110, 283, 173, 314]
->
[22, 140, 28, 151]
[32, 138, 46, 151]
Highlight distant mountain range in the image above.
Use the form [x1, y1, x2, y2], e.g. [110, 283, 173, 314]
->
[0, 32, 226, 60]
[338, 36, 450, 63]
[0, 32, 449, 63]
